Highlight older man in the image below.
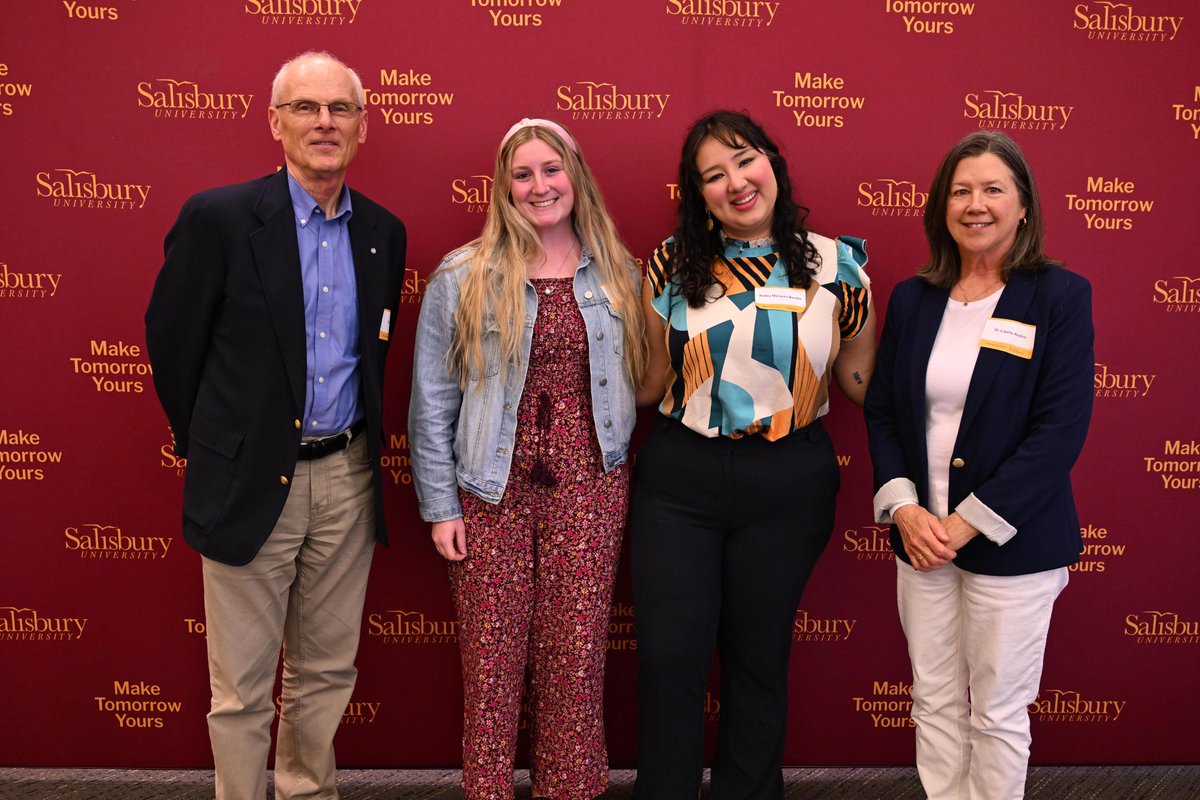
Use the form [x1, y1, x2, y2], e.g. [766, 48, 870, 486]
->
[146, 51, 405, 799]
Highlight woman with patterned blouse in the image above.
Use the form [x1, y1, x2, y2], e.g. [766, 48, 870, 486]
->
[631, 110, 877, 799]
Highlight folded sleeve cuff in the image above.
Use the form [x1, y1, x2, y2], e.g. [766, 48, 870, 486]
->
[419, 494, 463, 524]
[956, 493, 1017, 546]
[873, 477, 918, 524]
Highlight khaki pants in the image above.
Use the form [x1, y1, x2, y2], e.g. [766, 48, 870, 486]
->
[202, 433, 376, 800]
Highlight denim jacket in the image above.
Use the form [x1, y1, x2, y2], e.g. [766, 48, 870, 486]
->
[409, 246, 639, 522]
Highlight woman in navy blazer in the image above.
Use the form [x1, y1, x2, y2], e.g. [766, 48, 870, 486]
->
[865, 131, 1093, 800]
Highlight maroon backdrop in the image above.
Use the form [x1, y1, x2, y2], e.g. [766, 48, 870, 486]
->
[2, 0, 1198, 769]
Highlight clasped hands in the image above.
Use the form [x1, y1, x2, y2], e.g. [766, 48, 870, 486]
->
[893, 505, 979, 572]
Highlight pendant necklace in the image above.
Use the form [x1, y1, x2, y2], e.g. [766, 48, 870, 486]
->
[534, 244, 577, 294]
[952, 278, 1001, 306]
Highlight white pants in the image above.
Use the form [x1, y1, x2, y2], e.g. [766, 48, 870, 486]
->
[202, 433, 376, 800]
[896, 560, 1068, 800]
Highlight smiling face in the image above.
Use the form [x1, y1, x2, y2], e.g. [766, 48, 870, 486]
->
[508, 137, 575, 235]
[268, 55, 367, 188]
[945, 152, 1027, 266]
[695, 135, 778, 241]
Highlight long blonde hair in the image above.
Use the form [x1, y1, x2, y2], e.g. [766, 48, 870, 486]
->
[442, 123, 647, 387]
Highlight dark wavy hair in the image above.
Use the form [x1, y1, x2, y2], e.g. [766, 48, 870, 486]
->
[669, 110, 819, 307]
[920, 130, 1059, 288]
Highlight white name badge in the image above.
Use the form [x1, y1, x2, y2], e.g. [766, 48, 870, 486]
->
[981, 317, 1035, 359]
[379, 308, 392, 341]
[754, 286, 807, 313]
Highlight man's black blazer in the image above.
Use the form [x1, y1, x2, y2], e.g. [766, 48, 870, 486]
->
[146, 170, 406, 566]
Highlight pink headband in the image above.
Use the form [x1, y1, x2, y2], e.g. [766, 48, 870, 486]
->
[500, 118, 578, 153]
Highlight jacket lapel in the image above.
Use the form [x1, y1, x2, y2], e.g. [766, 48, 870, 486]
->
[957, 270, 1038, 436]
[909, 283, 950, 494]
[250, 171, 307, 418]
[348, 197, 383, 369]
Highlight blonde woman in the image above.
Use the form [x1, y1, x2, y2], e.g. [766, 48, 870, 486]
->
[409, 118, 645, 800]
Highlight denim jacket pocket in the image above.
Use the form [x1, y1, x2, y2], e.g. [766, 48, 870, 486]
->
[604, 298, 626, 358]
[470, 316, 503, 380]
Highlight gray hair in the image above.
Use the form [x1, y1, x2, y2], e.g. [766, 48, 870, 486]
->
[270, 51, 365, 107]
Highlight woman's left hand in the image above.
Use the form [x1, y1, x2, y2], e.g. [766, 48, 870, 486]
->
[894, 504, 955, 571]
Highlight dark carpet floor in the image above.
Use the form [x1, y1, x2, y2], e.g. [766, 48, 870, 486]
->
[1, 765, 1199, 799]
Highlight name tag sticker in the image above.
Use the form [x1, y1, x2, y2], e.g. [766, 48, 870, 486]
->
[981, 318, 1035, 359]
[379, 309, 392, 341]
[754, 286, 807, 313]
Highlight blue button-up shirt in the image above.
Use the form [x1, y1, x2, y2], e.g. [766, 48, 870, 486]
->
[287, 173, 361, 437]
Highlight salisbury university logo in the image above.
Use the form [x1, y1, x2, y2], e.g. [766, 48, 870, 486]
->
[36, 168, 150, 210]
[136, 78, 253, 119]
[1073, 2, 1183, 42]
[665, 0, 781, 27]
[243, 0, 363, 25]
[857, 179, 927, 217]
[556, 81, 670, 120]
[963, 89, 1074, 131]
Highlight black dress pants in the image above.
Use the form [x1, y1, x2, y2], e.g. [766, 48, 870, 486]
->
[631, 417, 839, 800]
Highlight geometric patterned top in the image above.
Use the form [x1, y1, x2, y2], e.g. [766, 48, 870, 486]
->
[647, 232, 870, 440]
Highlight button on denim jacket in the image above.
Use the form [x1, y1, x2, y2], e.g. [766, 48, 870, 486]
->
[409, 247, 638, 523]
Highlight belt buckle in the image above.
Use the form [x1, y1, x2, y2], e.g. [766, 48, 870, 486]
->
[298, 421, 360, 461]
[300, 432, 339, 460]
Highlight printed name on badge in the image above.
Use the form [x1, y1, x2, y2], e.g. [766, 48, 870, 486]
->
[754, 286, 807, 313]
[980, 317, 1035, 359]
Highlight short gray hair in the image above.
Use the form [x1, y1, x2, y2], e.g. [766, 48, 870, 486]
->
[270, 51, 365, 107]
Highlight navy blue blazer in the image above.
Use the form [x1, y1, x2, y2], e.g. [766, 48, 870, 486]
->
[146, 170, 406, 566]
[864, 267, 1094, 576]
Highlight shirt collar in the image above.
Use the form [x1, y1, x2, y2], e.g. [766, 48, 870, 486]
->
[286, 172, 353, 227]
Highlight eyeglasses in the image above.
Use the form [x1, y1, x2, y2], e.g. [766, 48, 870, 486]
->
[273, 99, 363, 118]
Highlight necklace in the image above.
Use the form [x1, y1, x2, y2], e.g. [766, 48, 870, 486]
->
[951, 278, 1002, 306]
[530, 243, 578, 280]
[530, 242, 578, 294]
[722, 233, 775, 255]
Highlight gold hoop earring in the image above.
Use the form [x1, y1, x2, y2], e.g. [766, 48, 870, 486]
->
[1019, 217, 1027, 228]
